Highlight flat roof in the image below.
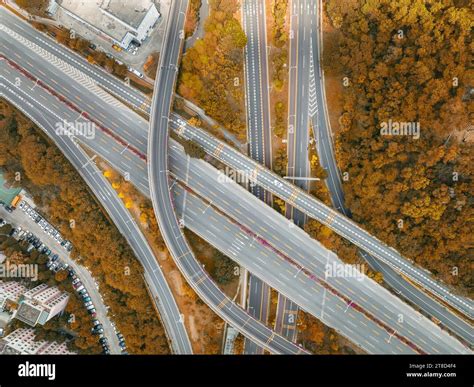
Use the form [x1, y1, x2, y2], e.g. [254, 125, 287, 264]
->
[58, 0, 156, 43]
[15, 302, 41, 326]
[103, 0, 152, 29]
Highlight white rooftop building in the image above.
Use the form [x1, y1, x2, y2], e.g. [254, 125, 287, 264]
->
[15, 283, 69, 327]
[0, 328, 75, 354]
[53, 0, 161, 49]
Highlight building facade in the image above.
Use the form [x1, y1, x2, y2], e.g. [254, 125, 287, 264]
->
[15, 283, 69, 327]
[0, 328, 74, 354]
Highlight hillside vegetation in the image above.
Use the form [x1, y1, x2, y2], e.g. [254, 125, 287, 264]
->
[0, 100, 170, 353]
[324, 0, 473, 294]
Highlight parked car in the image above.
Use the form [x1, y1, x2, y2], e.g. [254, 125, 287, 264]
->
[87, 308, 96, 315]
[49, 262, 58, 271]
[78, 288, 87, 296]
[84, 301, 93, 307]
[86, 304, 95, 310]
[99, 337, 108, 345]
[83, 297, 91, 303]
[129, 68, 144, 78]
[93, 320, 100, 326]
[51, 254, 59, 262]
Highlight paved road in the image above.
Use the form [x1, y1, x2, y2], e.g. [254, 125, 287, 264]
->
[309, 0, 474, 344]
[241, 0, 273, 354]
[171, 183, 418, 354]
[0, 25, 307, 354]
[147, 0, 305, 354]
[3, 65, 471, 353]
[0, 205, 122, 354]
[1, 8, 472, 348]
[0, 76, 193, 354]
[286, 0, 313, 225]
[5, 45, 473, 353]
[173, 119, 474, 321]
[166, 142, 473, 354]
[275, 0, 316, 342]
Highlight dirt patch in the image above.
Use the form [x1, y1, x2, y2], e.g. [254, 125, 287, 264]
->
[169, 270, 185, 296]
[188, 315, 199, 341]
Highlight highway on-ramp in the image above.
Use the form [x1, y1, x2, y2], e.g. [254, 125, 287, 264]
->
[0, 75, 192, 354]
[146, 0, 307, 354]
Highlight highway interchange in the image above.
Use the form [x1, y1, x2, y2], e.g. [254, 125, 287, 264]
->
[147, 0, 305, 354]
[0, 72, 192, 354]
[0, 4, 472, 354]
[309, 0, 474, 349]
[1, 53, 471, 354]
[0, 72, 431, 355]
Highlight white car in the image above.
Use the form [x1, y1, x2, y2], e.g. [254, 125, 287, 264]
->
[129, 68, 144, 78]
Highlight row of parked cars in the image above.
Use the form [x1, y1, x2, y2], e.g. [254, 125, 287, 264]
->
[69, 270, 114, 354]
[6, 206, 126, 354]
[7, 217, 109, 353]
[19, 200, 73, 252]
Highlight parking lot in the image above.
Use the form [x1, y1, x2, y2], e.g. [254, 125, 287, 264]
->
[0, 202, 124, 354]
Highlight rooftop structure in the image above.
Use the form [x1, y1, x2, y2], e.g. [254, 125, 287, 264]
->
[0, 328, 74, 354]
[54, 0, 160, 49]
[15, 284, 69, 327]
[0, 280, 28, 309]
